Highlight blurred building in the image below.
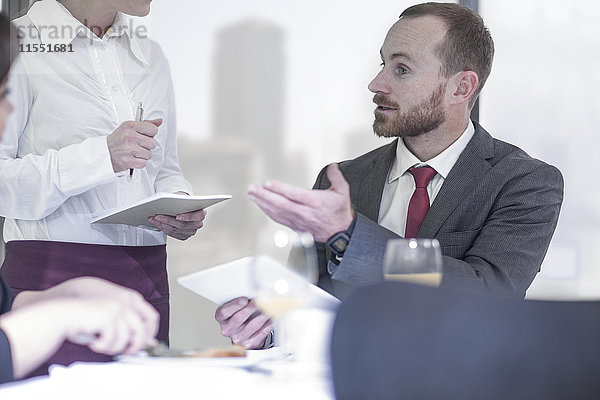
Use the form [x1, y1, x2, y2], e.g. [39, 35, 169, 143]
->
[177, 136, 263, 236]
[167, 20, 294, 348]
[212, 19, 287, 181]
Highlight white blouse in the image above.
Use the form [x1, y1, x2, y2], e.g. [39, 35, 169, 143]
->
[0, 0, 192, 246]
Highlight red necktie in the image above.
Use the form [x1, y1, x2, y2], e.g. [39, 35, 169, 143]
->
[405, 166, 437, 238]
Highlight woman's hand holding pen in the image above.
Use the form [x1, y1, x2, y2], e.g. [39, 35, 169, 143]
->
[107, 118, 162, 173]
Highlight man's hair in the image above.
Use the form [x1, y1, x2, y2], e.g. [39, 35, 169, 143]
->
[0, 13, 17, 83]
[400, 2, 494, 107]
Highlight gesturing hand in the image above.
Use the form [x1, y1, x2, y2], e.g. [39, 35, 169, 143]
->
[248, 163, 354, 242]
[107, 118, 162, 173]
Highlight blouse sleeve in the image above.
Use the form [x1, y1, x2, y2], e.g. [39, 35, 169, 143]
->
[0, 58, 116, 221]
[151, 43, 193, 195]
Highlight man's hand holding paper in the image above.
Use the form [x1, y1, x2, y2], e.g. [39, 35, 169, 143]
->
[214, 297, 274, 350]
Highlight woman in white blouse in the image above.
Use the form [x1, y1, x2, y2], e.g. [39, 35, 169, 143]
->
[0, 0, 205, 374]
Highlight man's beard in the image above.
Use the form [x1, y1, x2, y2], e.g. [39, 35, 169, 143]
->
[373, 83, 447, 138]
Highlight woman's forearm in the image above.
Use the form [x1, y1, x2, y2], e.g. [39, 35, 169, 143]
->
[0, 300, 72, 379]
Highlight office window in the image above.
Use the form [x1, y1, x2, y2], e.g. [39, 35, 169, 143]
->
[146, 0, 457, 347]
[478, 0, 600, 298]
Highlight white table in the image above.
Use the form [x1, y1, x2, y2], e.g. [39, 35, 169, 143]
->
[0, 349, 335, 400]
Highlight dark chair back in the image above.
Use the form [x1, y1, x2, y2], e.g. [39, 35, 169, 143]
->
[331, 282, 600, 400]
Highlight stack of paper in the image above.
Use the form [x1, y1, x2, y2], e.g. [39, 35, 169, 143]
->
[177, 256, 340, 310]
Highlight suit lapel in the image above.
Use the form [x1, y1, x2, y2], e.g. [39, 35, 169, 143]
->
[351, 139, 397, 222]
[418, 123, 495, 238]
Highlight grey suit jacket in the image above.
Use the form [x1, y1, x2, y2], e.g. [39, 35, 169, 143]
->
[313, 122, 564, 299]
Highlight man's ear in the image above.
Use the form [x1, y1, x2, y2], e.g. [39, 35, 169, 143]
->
[449, 71, 479, 106]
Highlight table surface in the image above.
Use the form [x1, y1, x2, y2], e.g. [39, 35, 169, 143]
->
[0, 348, 335, 400]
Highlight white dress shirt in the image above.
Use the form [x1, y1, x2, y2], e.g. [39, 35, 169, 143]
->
[0, 0, 192, 246]
[378, 121, 475, 236]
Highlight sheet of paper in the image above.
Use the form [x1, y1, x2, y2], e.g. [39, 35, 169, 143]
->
[90, 192, 231, 228]
[177, 256, 340, 310]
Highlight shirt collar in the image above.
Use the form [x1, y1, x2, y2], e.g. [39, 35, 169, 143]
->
[388, 120, 476, 183]
[27, 0, 149, 66]
[105, 12, 150, 66]
[27, 0, 88, 45]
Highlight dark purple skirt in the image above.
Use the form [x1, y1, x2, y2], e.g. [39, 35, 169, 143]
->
[1, 240, 169, 375]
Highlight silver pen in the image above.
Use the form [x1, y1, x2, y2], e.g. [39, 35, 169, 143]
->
[129, 101, 144, 179]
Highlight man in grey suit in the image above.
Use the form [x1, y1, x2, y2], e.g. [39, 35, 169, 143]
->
[215, 2, 563, 348]
[308, 120, 562, 299]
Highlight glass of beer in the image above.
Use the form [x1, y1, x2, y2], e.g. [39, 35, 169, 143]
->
[250, 225, 318, 349]
[383, 238, 443, 287]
